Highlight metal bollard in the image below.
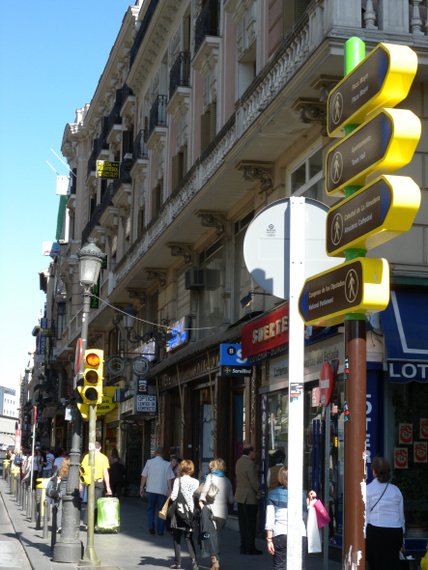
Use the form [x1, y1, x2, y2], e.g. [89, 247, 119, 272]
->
[14, 474, 18, 501]
[51, 503, 58, 551]
[43, 498, 49, 539]
[26, 486, 31, 519]
[31, 489, 37, 524]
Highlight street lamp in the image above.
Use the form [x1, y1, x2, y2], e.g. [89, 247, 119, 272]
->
[240, 290, 272, 308]
[53, 238, 105, 564]
[123, 304, 168, 345]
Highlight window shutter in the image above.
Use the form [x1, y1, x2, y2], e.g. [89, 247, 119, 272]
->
[283, 0, 310, 36]
[201, 109, 211, 152]
[172, 154, 180, 190]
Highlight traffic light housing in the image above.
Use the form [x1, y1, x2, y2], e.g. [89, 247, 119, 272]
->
[78, 349, 104, 405]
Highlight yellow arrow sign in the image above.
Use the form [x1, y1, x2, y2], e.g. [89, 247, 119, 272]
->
[299, 257, 390, 327]
[328, 43, 418, 137]
[326, 174, 421, 256]
[325, 107, 421, 196]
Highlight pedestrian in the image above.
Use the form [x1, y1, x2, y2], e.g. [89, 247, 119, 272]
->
[267, 449, 285, 495]
[265, 466, 316, 570]
[198, 458, 234, 570]
[53, 448, 66, 474]
[366, 456, 405, 570]
[170, 455, 181, 478]
[80, 441, 112, 530]
[42, 446, 55, 479]
[56, 456, 70, 533]
[170, 459, 199, 570]
[109, 448, 126, 498]
[234, 445, 262, 555]
[140, 446, 175, 536]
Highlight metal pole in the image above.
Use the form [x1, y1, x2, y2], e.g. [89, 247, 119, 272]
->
[53, 287, 92, 562]
[81, 403, 100, 565]
[323, 406, 331, 570]
[343, 319, 366, 568]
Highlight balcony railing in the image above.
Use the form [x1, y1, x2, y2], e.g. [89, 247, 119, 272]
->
[169, 51, 191, 99]
[194, 0, 220, 55]
[87, 122, 109, 177]
[106, 89, 124, 134]
[148, 95, 168, 137]
[132, 129, 149, 165]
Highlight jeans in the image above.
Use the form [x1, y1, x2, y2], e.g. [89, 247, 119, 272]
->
[272, 535, 308, 570]
[147, 492, 168, 534]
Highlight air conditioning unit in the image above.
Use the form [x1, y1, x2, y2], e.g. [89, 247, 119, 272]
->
[185, 268, 205, 290]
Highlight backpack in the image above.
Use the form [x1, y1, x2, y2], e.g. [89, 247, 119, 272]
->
[14, 454, 22, 466]
[46, 475, 61, 500]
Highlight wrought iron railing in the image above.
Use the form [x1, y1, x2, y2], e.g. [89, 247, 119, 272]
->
[132, 129, 149, 166]
[194, 0, 220, 55]
[148, 95, 168, 137]
[169, 51, 191, 99]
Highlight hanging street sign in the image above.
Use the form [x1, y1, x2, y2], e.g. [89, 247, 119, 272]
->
[325, 107, 421, 196]
[328, 42, 418, 137]
[298, 257, 390, 327]
[326, 175, 421, 256]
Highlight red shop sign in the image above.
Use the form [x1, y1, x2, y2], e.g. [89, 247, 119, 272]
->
[241, 306, 289, 358]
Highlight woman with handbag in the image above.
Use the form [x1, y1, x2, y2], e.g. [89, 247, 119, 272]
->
[366, 456, 405, 570]
[265, 466, 316, 570]
[198, 458, 234, 570]
[170, 459, 200, 570]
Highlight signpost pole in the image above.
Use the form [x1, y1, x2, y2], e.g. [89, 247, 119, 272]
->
[342, 37, 367, 570]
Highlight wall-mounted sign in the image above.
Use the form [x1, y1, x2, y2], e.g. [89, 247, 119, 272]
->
[42, 242, 60, 257]
[241, 306, 289, 358]
[138, 379, 148, 394]
[220, 344, 252, 376]
[167, 317, 189, 352]
[136, 394, 156, 413]
[96, 160, 120, 179]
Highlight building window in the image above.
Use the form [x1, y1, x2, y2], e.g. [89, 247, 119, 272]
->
[201, 102, 217, 153]
[199, 239, 224, 331]
[171, 146, 188, 190]
[151, 182, 163, 217]
[56, 302, 66, 340]
[233, 211, 254, 322]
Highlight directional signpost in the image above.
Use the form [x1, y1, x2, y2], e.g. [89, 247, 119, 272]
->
[326, 174, 421, 256]
[299, 38, 422, 570]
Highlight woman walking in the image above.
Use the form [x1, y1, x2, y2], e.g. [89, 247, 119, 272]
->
[265, 466, 316, 570]
[170, 459, 199, 570]
[198, 458, 234, 570]
[366, 456, 405, 570]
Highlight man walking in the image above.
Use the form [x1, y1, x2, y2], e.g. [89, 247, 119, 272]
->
[234, 445, 262, 555]
[140, 446, 175, 535]
[80, 441, 112, 530]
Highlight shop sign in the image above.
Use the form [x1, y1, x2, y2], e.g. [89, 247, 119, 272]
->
[167, 317, 189, 352]
[138, 379, 148, 394]
[241, 306, 289, 358]
[97, 387, 117, 416]
[304, 336, 343, 382]
[96, 160, 120, 179]
[219, 344, 251, 376]
[388, 361, 428, 383]
[136, 395, 156, 413]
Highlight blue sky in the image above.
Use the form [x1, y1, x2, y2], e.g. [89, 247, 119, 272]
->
[0, 1, 132, 391]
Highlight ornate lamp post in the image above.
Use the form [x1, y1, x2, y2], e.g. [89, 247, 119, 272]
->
[53, 238, 105, 563]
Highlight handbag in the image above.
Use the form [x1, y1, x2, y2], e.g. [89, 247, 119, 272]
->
[159, 496, 170, 520]
[205, 474, 219, 503]
[307, 503, 322, 553]
[313, 499, 331, 528]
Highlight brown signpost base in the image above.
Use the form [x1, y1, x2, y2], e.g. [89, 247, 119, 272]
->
[343, 317, 366, 569]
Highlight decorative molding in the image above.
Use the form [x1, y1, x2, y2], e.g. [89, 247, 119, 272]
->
[167, 242, 193, 263]
[145, 268, 167, 287]
[236, 160, 274, 193]
[291, 98, 327, 134]
[196, 211, 227, 236]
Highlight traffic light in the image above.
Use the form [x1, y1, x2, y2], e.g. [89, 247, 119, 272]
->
[78, 349, 104, 404]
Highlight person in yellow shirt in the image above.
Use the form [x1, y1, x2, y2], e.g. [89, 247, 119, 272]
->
[80, 441, 112, 530]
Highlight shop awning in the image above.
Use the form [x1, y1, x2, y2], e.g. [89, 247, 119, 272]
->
[381, 290, 428, 383]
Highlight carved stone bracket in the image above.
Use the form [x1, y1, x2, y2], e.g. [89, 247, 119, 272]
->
[291, 98, 327, 134]
[167, 242, 193, 264]
[236, 161, 274, 194]
[196, 210, 227, 236]
[311, 75, 341, 102]
[146, 268, 167, 287]
[127, 289, 146, 305]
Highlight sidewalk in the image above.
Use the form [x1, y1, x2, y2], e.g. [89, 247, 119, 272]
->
[0, 475, 342, 570]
